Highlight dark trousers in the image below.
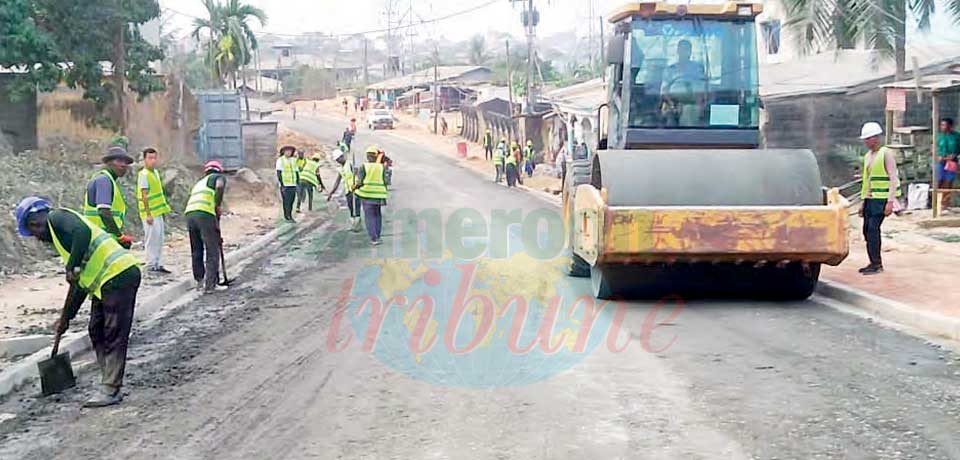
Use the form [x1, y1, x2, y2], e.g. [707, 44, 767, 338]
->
[484, 145, 493, 161]
[506, 164, 519, 187]
[297, 183, 315, 211]
[89, 266, 140, 390]
[346, 192, 360, 218]
[281, 186, 297, 220]
[187, 211, 220, 289]
[560, 162, 567, 190]
[863, 198, 887, 266]
[361, 199, 383, 241]
[495, 164, 503, 183]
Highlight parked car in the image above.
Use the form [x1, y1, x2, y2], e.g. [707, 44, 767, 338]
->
[367, 109, 394, 130]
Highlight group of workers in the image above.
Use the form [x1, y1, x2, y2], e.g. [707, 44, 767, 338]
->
[483, 129, 537, 188]
[13, 146, 228, 407]
[9, 134, 395, 407]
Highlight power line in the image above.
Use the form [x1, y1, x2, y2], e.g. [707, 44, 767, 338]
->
[163, 0, 500, 39]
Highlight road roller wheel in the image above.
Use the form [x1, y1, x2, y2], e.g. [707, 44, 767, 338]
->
[564, 157, 595, 279]
[591, 265, 617, 299]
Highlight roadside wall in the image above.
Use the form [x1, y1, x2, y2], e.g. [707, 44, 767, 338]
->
[0, 75, 38, 153]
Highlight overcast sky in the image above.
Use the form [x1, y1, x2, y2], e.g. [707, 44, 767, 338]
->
[159, 0, 960, 45]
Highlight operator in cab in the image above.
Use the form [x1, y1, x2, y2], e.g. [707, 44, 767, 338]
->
[661, 39, 707, 126]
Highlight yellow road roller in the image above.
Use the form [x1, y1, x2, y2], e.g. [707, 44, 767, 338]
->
[564, 2, 849, 299]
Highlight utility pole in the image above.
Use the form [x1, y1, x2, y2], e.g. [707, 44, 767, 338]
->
[433, 47, 439, 135]
[599, 15, 605, 82]
[506, 39, 514, 144]
[363, 37, 369, 88]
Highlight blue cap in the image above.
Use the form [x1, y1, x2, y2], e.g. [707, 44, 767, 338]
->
[14, 196, 52, 237]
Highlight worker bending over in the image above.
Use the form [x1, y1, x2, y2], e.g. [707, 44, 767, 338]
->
[84, 146, 134, 248]
[327, 149, 362, 232]
[185, 161, 227, 293]
[16, 197, 141, 408]
[297, 152, 326, 213]
[354, 146, 390, 245]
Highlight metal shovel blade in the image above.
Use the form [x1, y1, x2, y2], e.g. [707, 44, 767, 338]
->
[38, 352, 76, 396]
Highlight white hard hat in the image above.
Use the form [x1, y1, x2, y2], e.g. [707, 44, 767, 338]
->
[859, 122, 884, 139]
[332, 150, 345, 161]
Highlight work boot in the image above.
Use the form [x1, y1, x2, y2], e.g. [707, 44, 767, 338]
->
[351, 217, 362, 232]
[861, 265, 884, 275]
[150, 266, 172, 275]
[83, 386, 122, 408]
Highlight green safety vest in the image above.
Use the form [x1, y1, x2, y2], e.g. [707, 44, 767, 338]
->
[300, 159, 321, 187]
[355, 163, 388, 200]
[185, 175, 219, 216]
[339, 163, 356, 191]
[861, 147, 902, 199]
[50, 209, 139, 300]
[82, 170, 126, 232]
[297, 157, 307, 170]
[494, 146, 505, 166]
[137, 168, 172, 219]
[483, 133, 493, 147]
[279, 156, 298, 187]
[505, 150, 518, 166]
[524, 147, 534, 161]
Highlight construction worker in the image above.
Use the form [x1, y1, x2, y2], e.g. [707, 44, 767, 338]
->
[83, 146, 134, 248]
[354, 145, 389, 245]
[505, 141, 520, 188]
[277, 145, 300, 223]
[494, 139, 506, 183]
[297, 152, 326, 213]
[15, 196, 141, 407]
[185, 160, 227, 293]
[523, 140, 536, 177]
[342, 127, 354, 151]
[858, 122, 901, 275]
[326, 149, 362, 232]
[483, 129, 494, 161]
[138, 148, 173, 274]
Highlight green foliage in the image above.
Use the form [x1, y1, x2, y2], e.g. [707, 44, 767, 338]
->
[192, 0, 267, 85]
[0, 0, 165, 110]
[110, 134, 130, 148]
[469, 35, 487, 65]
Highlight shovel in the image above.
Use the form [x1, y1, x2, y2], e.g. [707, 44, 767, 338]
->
[217, 225, 234, 287]
[38, 285, 78, 396]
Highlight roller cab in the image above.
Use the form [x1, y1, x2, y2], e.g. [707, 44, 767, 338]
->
[561, 2, 850, 299]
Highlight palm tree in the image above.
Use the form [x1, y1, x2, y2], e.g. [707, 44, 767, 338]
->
[783, 0, 959, 80]
[191, 0, 267, 86]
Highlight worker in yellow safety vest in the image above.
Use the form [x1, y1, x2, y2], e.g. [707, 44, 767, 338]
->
[15, 196, 141, 408]
[277, 145, 300, 222]
[494, 139, 506, 183]
[138, 147, 173, 274]
[297, 152, 326, 213]
[354, 146, 389, 245]
[83, 146, 134, 248]
[857, 122, 901, 275]
[185, 160, 228, 293]
[523, 140, 536, 177]
[327, 149, 362, 231]
[483, 129, 494, 161]
[505, 141, 521, 188]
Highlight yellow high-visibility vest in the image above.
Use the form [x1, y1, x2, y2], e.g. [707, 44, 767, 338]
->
[137, 168, 172, 219]
[50, 209, 139, 299]
[861, 147, 902, 199]
[185, 175, 219, 216]
[82, 170, 126, 232]
[300, 159, 321, 187]
[355, 163, 388, 200]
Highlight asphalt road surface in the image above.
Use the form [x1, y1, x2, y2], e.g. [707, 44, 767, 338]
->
[1, 113, 959, 460]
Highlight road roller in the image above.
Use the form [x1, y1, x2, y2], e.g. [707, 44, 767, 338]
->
[564, 2, 850, 300]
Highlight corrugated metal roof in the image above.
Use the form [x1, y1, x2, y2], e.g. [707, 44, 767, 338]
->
[366, 66, 491, 90]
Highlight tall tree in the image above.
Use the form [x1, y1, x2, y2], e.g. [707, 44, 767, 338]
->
[191, 0, 267, 87]
[783, 0, 960, 80]
[0, 0, 164, 130]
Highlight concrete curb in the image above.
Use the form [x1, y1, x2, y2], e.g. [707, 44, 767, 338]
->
[816, 279, 960, 341]
[0, 217, 317, 399]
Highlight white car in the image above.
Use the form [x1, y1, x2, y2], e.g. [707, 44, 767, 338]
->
[366, 109, 395, 130]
